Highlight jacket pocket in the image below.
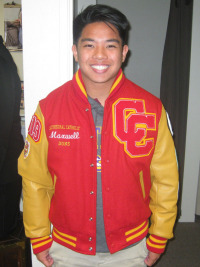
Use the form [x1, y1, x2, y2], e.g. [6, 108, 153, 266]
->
[139, 171, 146, 199]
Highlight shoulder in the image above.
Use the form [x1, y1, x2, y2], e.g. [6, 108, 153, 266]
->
[122, 78, 162, 111]
[124, 78, 161, 103]
[118, 78, 163, 122]
[38, 80, 73, 119]
[39, 80, 72, 108]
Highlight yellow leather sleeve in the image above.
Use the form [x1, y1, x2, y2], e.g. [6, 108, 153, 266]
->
[149, 106, 179, 239]
[18, 104, 54, 238]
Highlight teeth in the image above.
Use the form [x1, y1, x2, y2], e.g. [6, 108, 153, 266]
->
[92, 65, 108, 70]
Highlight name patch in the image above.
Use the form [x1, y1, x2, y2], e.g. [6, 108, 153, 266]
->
[48, 124, 81, 147]
[49, 131, 80, 140]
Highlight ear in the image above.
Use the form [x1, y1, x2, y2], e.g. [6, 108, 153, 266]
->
[72, 45, 78, 62]
[122, 45, 129, 63]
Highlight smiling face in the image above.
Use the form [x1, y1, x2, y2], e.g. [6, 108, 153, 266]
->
[72, 22, 128, 94]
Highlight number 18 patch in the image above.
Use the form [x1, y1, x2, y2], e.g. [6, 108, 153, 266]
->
[112, 99, 156, 158]
[28, 114, 42, 143]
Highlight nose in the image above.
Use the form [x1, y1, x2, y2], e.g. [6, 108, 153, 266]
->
[93, 46, 107, 60]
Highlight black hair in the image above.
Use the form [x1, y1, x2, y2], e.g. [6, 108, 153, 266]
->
[73, 4, 130, 46]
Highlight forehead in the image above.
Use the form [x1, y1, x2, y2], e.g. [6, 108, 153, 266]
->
[79, 22, 121, 42]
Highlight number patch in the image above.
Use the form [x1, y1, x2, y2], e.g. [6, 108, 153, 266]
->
[28, 114, 42, 142]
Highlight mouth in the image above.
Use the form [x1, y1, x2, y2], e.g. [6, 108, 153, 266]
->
[91, 65, 109, 71]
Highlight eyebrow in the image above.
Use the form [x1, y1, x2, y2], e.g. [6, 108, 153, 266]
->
[81, 38, 94, 42]
[81, 38, 120, 44]
[106, 39, 120, 44]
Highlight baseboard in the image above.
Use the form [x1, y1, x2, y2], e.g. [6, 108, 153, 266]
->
[195, 214, 200, 223]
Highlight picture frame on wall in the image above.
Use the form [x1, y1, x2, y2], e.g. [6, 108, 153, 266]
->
[4, 1, 22, 51]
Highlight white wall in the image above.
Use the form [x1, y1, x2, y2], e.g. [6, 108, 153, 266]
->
[97, 0, 170, 97]
[22, 0, 73, 134]
[180, 0, 200, 222]
[22, 0, 73, 266]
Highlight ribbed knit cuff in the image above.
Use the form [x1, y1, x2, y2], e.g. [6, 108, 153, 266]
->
[30, 236, 53, 254]
[146, 234, 167, 254]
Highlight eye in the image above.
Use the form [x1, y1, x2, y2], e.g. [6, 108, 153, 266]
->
[83, 44, 94, 48]
[107, 44, 117, 48]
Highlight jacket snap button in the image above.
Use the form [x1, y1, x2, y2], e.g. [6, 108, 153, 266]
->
[90, 164, 94, 167]
[90, 191, 94, 195]
[89, 237, 92, 241]
[89, 247, 93, 251]
[89, 217, 93, 221]
[85, 108, 89, 112]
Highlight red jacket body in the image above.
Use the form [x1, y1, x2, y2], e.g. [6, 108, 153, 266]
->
[18, 69, 179, 255]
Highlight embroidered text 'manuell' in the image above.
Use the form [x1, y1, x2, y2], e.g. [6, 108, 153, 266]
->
[49, 131, 80, 139]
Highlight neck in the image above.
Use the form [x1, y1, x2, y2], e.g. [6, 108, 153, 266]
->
[84, 81, 114, 107]
[78, 69, 122, 106]
[86, 86, 110, 107]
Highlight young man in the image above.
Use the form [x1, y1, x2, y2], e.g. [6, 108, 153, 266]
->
[18, 5, 178, 267]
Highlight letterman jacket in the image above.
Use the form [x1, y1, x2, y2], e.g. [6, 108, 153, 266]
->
[18, 69, 179, 255]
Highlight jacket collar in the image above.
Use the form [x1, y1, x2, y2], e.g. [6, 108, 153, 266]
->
[72, 68, 125, 103]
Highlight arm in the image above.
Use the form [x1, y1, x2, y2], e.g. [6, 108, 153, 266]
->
[18, 104, 54, 255]
[146, 106, 179, 262]
[36, 250, 54, 267]
[145, 251, 161, 266]
[24, 176, 54, 266]
[22, 177, 54, 253]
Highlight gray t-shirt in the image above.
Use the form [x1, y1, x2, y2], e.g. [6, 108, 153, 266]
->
[87, 96, 139, 252]
[88, 96, 109, 252]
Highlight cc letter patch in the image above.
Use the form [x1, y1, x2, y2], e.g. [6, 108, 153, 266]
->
[112, 98, 156, 158]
